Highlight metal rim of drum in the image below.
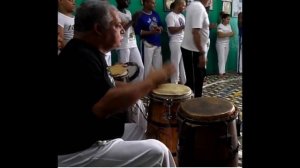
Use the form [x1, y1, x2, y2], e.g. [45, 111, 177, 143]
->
[150, 84, 193, 102]
[107, 65, 128, 78]
[178, 97, 239, 123]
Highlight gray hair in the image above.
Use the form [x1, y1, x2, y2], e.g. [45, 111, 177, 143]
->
[75, 0, 116, 32]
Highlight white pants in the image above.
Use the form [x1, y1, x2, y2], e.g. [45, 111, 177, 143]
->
[169, 42, 186, 84]
[237, 37, 242, 73]
[57, 100, 176, 167]
[117, 47, 145, 82]
[206, 39, 210, 68]
[216, 42, 230, 74]
[142, 40, 162, 77]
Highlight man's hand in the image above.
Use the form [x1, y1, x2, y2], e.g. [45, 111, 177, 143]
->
[199, 53, 206, 68]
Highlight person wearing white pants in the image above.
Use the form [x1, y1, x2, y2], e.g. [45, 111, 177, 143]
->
[237, 12, 242, 74]
[59, 1, 176, 167]
[166, 0, 187, 84]
[115, 0, 144, 82]
[134, 0, 164, 77]
[237, 36, 242, 73]
[216, 13, 234, 76]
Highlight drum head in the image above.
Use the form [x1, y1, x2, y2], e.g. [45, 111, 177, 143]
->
[107, 64, 128, 77]
[124, 62, 140, 82]
[152, 83, 192, 96]
[179, 97, 236, 122]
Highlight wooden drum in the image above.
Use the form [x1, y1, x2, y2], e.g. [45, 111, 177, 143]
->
[146, 83, 193, 156]
[107, 62, 139, 82]
[177, 97, 240, 167]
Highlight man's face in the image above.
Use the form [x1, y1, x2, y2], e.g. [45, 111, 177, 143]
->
[178, 1, 186, 13]
[144, 0, 156, 11]
[104, 9, 125, 49]
[59, 0, 76, 13]
[117, 0, 129, 8]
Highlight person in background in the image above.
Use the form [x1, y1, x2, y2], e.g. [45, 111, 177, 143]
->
[58, 0, 75, 54]
[59, 0, 176, 167]
[165, 0, 187, 84]
[181, 0, 209, 97]
[134, 0, 163, 78]
[237, 11, 242, 74]
[216, 13, 234, 77]
[204, 0, 212, 13]
[115, 0, 144, 82]
[58, 27, 64, 50]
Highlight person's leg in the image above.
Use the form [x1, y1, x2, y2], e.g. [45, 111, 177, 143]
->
[152, 46, 162, 70]
[216, 43, 225, 75]
[181, 47, 194, 95]
[118, 48, 130, 63]
[239, 39, 242, 73]
[179, 56, 186, 84]
[58, 138, 176, 167]
[143, 41, 155, 77]
[170, 42, 181, 84]
[129, 47, 144, 82]
[224, 43, 230, 74]
[192, 51, 205, 97]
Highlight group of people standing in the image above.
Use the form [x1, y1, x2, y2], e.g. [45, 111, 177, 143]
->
[59, 0, 242, 167]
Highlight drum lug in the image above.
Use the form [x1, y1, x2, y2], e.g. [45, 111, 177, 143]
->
[164, 99, 174, 120]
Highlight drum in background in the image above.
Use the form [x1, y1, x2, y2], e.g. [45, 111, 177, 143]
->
[124, 62, 140, 82]
[177, 97, 239, 167]
[107, 64, 128, 82]
[107, 62, 139, 82]
[146, 83, 193, 156]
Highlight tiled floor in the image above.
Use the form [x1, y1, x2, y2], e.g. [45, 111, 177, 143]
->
[203, 73, 243, 167]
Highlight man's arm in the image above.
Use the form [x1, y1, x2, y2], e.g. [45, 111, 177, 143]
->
[58, 25, 65, 48]
[92, 64, 175, 119]
[192, 28, 206, 68]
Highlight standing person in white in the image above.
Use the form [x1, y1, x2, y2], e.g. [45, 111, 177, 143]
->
[181, 0, 210, 97]
[134, 0, 163, 78]
[237, 12, 242, 74]
[115, 0, 144, 82]
[58, 0, 75, 54]
[166, 0, 187, 84]
[216, 13, 234, 77]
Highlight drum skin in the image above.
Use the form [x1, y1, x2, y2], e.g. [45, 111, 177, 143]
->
[107, 62, 139, 82]
[177, 97, 239, 167]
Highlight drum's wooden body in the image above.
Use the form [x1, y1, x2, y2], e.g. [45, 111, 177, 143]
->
[146, 84, 192, 156]
[177, 97, 239, 167]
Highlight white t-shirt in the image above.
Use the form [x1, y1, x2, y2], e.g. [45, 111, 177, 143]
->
[165, 11, 185, 43]
[58, 12, 74, 45]
[116, 9, 137, 49]
[181, 1, 210, 52]
[105, 51, 112, 66]
[216, 23, 232, 44]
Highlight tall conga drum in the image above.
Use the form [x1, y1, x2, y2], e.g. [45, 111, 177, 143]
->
[177, 97, 239, 167]
[146, 83, 193, 156]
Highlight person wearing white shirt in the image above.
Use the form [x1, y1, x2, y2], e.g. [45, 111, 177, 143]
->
[165, 0, 186, 84]
[115, 0, 144, 82]
[216, 13, 234, 76]
[58, 0, 75, 54]
[181, 0, 210, 97]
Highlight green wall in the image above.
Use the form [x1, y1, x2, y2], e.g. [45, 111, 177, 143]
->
[75, 0, 239, 75]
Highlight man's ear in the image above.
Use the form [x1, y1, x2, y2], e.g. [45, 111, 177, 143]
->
[94, 23, 104, 37]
